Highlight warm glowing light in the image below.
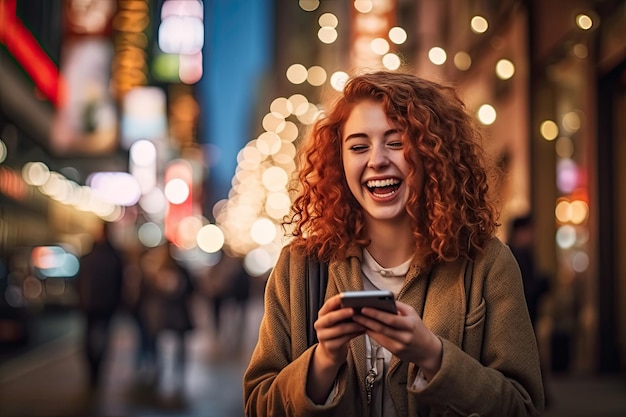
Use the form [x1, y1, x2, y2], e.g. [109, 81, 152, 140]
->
[573, 43, 588, 58]
[288, 94, 309, 116]
[371, 38, 390, 55]
[296, 103, 321, 125]
[555, 200, 572, 223]
[262, 112, 286, 133]
[279, 121, 299, 142]
[540, 120, 559, 140]
[265, 192, 291, 220]
[571, 251, 589, 272]
[307, 66, 327, 86]
[273, 140, 296, 165]
[164, 178, 190, 204]
[428, 47, 447, 65]
[140, 188, 166, 215]
[382, 53, 401, 70]
[197, 224, 225, 253]
[471, 16, 489, 33]
[130, 140, 157, 166]
[330, 71, 349, 91]
[388, 27, 407, 44]
[454, 52, 472, 71]
[562, 111, 581, 133]
[286, 64, 308, 84]
[176, 216, 202, 249]
[299, 0, 320, 12]
[319, 13, 338, 28]
[354, 0, 373, 14]
[22, 162, 50, 186]
[257, 132, 282, 156]
[250, 217, 277, 245]
[576, 14, 593, 30]
[570, 200, 589, 224]
[318, 27, 338, 44]
[477, 104, 496, 125]
[556, 137, 574, 158]
[270, 97, 293, 117]
[244, 248, 274, 277]
[495, 59, 515, 80]
[0, 140, 6, 164]
[262, 166, 289, 192]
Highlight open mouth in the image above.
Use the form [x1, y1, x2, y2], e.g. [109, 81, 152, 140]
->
[366, 178, 401, 198]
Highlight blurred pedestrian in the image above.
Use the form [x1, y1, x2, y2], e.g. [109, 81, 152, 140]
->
[76, 221, 125, 388]
[201, 251, 251, 348]
[508, 214, 552, 406]
[136, 243, 194, 395]
[507, 214, 550, 327]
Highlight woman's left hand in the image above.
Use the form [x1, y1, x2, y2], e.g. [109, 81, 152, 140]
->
[352, 301, 443, 379]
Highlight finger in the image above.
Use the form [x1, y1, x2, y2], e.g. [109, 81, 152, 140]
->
[394, 301, 416, 316]
[352, 316, 402, 340]
[316, 322, 365, 343]
[359, 307, 401, 326]
[317, 306, 357, 328]
[318, 293, 343, 314]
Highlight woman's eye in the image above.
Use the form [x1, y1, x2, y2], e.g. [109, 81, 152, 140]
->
[349, 144, 369, 152]
[388, 141, 403, 148]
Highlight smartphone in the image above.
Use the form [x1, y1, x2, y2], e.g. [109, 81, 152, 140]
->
[340, 290, 397, 314]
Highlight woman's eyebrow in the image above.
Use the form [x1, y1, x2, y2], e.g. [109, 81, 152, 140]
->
[344, 132, 367, 141]
[344, 129, 399, 142]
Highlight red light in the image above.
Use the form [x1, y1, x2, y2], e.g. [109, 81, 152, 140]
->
[0, 0, 67, 107]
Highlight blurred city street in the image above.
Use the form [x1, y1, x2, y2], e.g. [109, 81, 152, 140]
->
[0, 291, 264, 417]
[1, 287, 626, 417]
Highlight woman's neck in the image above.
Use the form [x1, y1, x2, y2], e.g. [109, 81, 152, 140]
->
[365, 220, 415, 268]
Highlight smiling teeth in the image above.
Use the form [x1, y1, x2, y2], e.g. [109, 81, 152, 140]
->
[367, 178, 400, 188]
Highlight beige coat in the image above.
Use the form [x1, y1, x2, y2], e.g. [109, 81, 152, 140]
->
[243, 237, 544, 417]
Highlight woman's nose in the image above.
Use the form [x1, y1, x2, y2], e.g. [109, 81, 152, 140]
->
[367, 146, 390, 168]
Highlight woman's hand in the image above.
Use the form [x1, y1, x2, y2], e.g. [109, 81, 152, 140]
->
[307, 294, 365, 403]
[314, 294, 366, 366]
[352, 300, 443, 380]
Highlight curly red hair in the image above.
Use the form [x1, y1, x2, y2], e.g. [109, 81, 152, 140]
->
[285, 70, 500, 265]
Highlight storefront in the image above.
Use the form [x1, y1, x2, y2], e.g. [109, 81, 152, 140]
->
[530, 0, 626, 373]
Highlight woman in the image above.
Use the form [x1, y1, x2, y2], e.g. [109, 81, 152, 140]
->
[243, 70, 544, 416]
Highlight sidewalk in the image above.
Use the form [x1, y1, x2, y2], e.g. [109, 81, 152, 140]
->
[542, 372, 626, 417]
[0, 295, 263, 417]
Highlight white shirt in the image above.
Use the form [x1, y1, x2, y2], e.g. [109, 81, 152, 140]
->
[323, 249, 428, 414]
[361, 249, 412, 417]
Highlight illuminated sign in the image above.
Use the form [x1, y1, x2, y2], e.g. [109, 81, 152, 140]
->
[111, 0, 150, 100]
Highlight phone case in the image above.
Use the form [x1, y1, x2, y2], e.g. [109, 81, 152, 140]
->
[340, 290, 397, 314]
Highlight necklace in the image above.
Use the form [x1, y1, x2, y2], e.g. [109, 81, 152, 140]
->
[365, 338, 380, 405]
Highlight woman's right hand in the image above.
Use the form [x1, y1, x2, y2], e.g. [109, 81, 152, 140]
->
[315, 294, 366, 364]
[306, 294, 365, 403]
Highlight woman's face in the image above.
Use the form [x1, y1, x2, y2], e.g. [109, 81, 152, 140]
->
[341, 100, 423, 226]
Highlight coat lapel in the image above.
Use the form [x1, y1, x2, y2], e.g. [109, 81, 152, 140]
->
[422, 260, 466, 347]
[331, 251, 372, 413]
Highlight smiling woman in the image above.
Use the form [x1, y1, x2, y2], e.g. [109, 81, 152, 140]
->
[243, 70, 545, 417]
[341, 100, 415, 228]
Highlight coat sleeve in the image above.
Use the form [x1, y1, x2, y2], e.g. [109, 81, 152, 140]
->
[243, 245, 346, 417]
[408, 239, 545, 416]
